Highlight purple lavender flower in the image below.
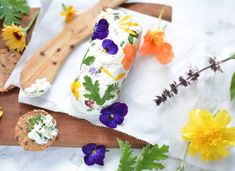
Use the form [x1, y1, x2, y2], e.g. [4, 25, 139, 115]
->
[82, 143, 106, 166]
[91, 19, 109, 40]
[99, 102, 128, 128]
[102, 39, 118, 55]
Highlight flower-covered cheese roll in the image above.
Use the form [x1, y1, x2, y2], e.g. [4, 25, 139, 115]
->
[71, 9, 142, 114]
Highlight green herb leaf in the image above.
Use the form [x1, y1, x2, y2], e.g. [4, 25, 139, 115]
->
[28, 114, 43, 131]
[82, 56, 95, 66]
[134, 144, 169, 171]
[117, 139, 169, 171]
[117, 139, 137, 171]
[0, 0, 29, 25]
[128, 35, 134, 44]
[230, 53, 235, 60]
[83, 76, 103, 105]
[230, 72, 235, 101]
[83, 76, 119, 106]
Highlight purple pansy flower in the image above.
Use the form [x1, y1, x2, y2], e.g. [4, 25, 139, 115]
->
[82, 143, 106, 166]
[91, 19, 109, 40]
[102, 39, 118, 55]
[99, 102, 128, 128]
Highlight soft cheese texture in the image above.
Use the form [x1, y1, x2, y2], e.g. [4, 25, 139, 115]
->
[71, 9, 142, 114]
[27, 114, 58, 145]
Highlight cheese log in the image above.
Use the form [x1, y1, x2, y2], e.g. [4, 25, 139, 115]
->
[71, 9, 142, 114]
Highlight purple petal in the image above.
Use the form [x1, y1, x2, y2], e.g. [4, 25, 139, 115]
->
[94, 154, 105, 166]
[100, 105, 113, 115]
[112, 102, 128, 117]
[96, 145, 106, 155]
[84, 155, 96, 166]
[82, 143, 96, 155]
[114, 114, 125, 125]
[102, 39, 118, 55]
[99, 113, 117, 128]
[92, 19, 109, 40]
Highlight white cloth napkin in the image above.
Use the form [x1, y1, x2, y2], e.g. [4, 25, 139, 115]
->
[5, 0, 235, 170]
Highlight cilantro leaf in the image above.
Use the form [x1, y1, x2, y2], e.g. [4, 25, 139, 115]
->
[117, 139, 137, 171]
[134, 144, 169, 171]
[0, 0, 29, 25]
[82, 56, 95, 66]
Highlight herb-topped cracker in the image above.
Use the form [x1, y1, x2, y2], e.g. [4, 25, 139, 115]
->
[15, 110, 58, 151]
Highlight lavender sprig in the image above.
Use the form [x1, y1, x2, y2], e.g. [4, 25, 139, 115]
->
[154, 55, 235, 106]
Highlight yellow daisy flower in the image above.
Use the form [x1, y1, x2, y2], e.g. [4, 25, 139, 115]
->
[1, 24, 26, 52]
[182, 109, 235, 161]
[61, 4, 77, 23]
[119, 15, 139, 36]
[71, 80, 81, 100]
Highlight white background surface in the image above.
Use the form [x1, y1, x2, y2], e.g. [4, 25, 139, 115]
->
[1, 0, 235, 171]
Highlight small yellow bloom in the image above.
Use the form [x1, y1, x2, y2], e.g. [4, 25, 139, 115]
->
[1, 24, 26, 52]
[100, 66, 126, 81]
[71, 80, 81, 100]
[182, 109, 235, 161]
[119, 15, 139, 36]
[61, 5, 77, 23]
[0, 106, 3, 118]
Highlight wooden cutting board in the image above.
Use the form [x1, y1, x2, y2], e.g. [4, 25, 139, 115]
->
[0, 3, 172, 148]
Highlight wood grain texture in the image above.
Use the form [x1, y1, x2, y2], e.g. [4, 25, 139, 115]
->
[0, 3, 172, 148]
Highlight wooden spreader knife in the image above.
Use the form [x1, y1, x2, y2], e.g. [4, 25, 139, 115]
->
[20, 0, 125, 97]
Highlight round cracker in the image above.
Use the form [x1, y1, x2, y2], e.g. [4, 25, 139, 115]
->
[15, 110, 58, 151]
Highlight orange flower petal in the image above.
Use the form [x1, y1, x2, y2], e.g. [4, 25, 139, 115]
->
[122, 44, 136, 71]
[139, 30, 157, 55]
[155, 42, 174, 64]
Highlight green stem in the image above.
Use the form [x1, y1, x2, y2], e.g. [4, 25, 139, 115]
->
[176, 143, 189, 171]
[62, 3, 67, 11]
[24, 11, 39, 32]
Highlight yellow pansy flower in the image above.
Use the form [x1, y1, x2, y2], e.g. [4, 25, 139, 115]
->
[61, 4, 77, 23]
[71, 80, 81, 100]
[182, 109, 235, 161]
[1, 24, 26, 52]
[119, 15, 139, 36]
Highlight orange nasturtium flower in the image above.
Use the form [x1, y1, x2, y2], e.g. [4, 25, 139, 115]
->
[140, 30, 174, 65]
[122, 44, 137, 71]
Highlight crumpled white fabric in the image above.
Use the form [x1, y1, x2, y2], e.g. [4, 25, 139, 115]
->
[5, 0, 235, 170]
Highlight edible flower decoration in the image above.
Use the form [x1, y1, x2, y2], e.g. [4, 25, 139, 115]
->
[71, 79, 81, 100]
[0, 106, 3, 118]
[102, 39, 118, 55]
[1, 12, 38, 52]
[139, 7, 174, 64]
[61, 4, 77, 23]
[100, 66, 126, 81]
[82, 143, 106, 166]
[119, 15, 139, 36]
[182, 109, 235, 161]
[122, 44, 136, 71]
[99, 102, 128, 128]
[92, 19, 109, 40]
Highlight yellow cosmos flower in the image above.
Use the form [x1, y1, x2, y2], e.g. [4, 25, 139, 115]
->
[119, 15, 139, 36]
[1, 24, 26, 52]
[61, 4, 77, 23]
[182, 109, 235, 161]
[71, 80, 81, 100]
